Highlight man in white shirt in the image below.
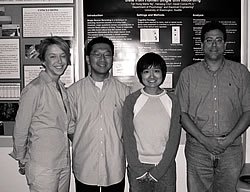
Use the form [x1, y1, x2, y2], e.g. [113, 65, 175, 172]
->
[68, 36, 130, 192]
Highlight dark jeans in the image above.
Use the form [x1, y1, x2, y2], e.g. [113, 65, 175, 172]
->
[75, 177, 125, 192]
[185, 140, 243, 192]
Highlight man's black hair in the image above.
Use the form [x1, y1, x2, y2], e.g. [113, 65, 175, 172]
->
[201, 21, 227, 42]
[86, 36, 114, 56]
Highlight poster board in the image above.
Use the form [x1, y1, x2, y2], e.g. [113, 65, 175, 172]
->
[83, 0, 241, 89]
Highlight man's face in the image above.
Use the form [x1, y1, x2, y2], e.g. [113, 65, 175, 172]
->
[44, 44, 68, 79]
[202, 29, 226, 61]
[86, 43, 113, 80]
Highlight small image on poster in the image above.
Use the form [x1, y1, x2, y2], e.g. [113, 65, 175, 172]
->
[0, 102, 19, 136]
[2, 24, 20, 37]
[0, 103, 18, 121]
[140, 29, 159, 42]
[25, 44, 40, 59]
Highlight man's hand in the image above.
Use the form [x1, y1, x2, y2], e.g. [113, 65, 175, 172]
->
[202, 136, 230, 155]
[216, 136, 233, 151]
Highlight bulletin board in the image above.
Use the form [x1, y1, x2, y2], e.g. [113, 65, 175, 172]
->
[83, 0, 241, 90]
[0, 0, 78, 136]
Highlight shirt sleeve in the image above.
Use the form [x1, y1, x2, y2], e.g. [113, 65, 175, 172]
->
[10, 85, 39, 162]
[149, 94, 182, 180]
[122, 92, 148, 177]
[241, 66, 250, 112]
[175, 69, 190, 113]
[67, 87, 77, 135]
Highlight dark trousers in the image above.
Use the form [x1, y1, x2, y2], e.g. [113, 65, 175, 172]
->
[75, 177, 125, 192]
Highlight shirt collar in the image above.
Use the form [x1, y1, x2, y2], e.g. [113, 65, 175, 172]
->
[88, 73, 112, 85]
[141, 88, 166, 97]
[203, 59, 225, 73]
[39, 71, 63, 86]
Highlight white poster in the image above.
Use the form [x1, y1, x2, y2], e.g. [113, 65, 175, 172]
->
[160, 73, 173, 89]
[0, 39, 20, 79]
[23, 7, 74, 37]
[0, 0, 73, 4]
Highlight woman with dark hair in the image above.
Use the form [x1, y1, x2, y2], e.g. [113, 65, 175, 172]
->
[123, 52, 181, 192]
[10, 36, 72, 192]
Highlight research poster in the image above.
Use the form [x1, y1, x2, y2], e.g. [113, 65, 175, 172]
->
[23, 7, 74, 37]
[0, 39, 20, 79]
[83, 0, 241, 88]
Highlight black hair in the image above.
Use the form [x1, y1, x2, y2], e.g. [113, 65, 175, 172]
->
[38, 36, 71, 65]
[136, 52, 167, 85]
[86, 36, 114, 56]
[201, 21, 227, 42]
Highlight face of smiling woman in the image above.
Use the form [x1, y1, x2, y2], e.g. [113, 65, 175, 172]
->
[141, 66, 163, 95]
[44, 44, 68, 81]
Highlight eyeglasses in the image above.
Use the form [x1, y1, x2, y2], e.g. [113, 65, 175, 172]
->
[204, 38, 224, 45]
[90, 52, 112, 59]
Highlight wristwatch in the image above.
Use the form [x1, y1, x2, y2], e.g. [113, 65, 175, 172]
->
[18, 161, 26, 175]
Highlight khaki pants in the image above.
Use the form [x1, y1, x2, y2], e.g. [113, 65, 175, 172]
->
[25, 162, 71, 192]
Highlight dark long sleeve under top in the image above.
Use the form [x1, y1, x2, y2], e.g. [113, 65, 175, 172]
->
[122, 89, 181, 180]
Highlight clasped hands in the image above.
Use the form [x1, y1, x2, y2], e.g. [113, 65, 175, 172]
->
[203, 136, 232, 155]
[136, 172, 158, 183]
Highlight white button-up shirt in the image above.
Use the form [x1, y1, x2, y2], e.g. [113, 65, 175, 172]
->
[67, 75, 130, 186]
